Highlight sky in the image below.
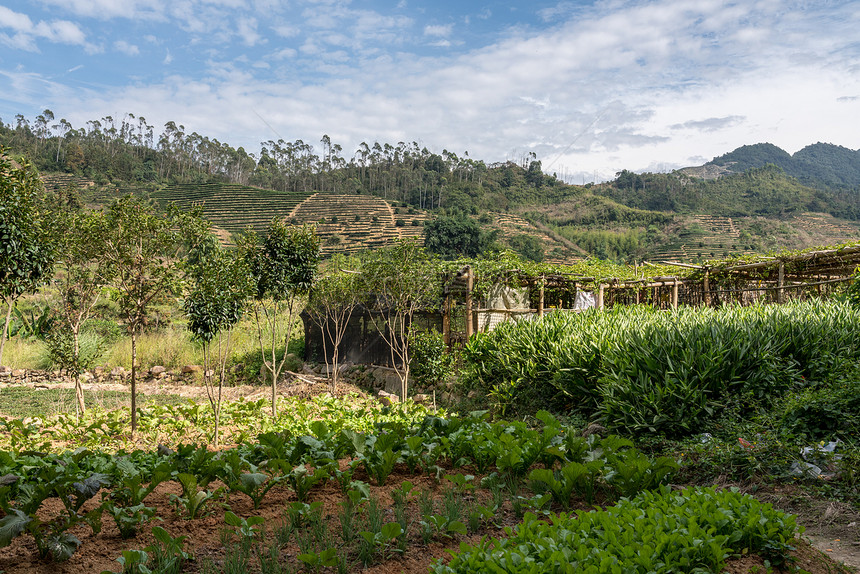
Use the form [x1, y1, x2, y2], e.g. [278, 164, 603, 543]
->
[0, 0, 858, 183]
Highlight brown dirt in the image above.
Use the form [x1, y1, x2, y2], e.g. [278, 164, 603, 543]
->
[756, 486, 860, 573]
[46, 374, 370, 404]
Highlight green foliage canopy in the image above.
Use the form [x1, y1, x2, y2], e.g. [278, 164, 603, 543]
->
[0, 150, 54, 301]
[424, 215, 497, 259]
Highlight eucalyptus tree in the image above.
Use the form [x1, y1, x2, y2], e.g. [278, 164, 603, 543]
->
[100, 195, 209, 432]
[361, 239, 440, 400]
[0, 150, 55, 366]
[306, 254, 361, 392]
[184, 240, 252, 446]
[240, 220, 320, 417]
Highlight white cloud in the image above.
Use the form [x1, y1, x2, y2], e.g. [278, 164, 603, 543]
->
[237, 17, 262, 46]
[0, 6, 95, 52]
[423, 24, 452, 38]
[114, 40, 140, 55]
[35, 0, 165, 20]
[4, 0, 859, 183]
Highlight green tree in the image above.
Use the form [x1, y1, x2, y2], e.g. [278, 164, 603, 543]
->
[361, 239, 439, 400]
[184, 241, 251, 446]
[0, 150, 55, 365]
[100, 196, 208, 432]
[47, 208, 111, 415]
[509, 234, 545, 262]
[424, 215, 497, 260]
[306, 255, 361, 391]
[241, 221, 320, 417]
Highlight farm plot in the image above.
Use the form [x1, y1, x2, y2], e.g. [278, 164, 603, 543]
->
[0, 397, 834, 574]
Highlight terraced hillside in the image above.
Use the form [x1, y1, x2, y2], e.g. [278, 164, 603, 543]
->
[648, 213, 860, 262]
[288, 193, 430, 256]
[649, 215, 753, 262]
[494, 213, 583, 263]
[150, 182, 313, 239]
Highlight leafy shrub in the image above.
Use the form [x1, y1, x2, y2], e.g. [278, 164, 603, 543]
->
[462, 301, 860, 436]
[780, 379, 860, 440]
[408, 328, 453, 388]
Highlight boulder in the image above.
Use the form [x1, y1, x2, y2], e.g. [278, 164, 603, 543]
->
[582, 422, 607, 438]
[377, 389, 398, 406]
[181, 365, 202, 374]
[413, 393, 432, 405]
[110, 366, 126, 378]
[383, 373, 403, 395]
[150, 366, 167, 376]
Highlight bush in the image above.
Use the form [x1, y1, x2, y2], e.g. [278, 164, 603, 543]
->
[408, 328, 453, 388]
[780, 379, 860, 440]
[461, 301, 860, 436]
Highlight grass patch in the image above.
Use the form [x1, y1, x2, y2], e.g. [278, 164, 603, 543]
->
[0, 387, 189, 419]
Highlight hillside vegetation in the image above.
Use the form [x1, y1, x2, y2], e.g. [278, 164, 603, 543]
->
[3, 110, 860, 263]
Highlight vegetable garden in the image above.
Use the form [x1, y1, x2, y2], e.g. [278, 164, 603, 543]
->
[1, 157, 858, 572]
[0, 396, 821, 573]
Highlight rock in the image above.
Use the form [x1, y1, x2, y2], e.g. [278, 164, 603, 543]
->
[383, 373, 403, 395]
[150, 366, 167, 375]
[413, 393, 431, 405]
[0, 366, 11, 374]
[79, 372, 94, 382]
[0, 474, 18, 486]
[181, 365, 202, 374]
[12, 369, 26, 378]
[582, 422, 608, 438]
[110, 366, 126, 378]
[377, 389, 398, 406]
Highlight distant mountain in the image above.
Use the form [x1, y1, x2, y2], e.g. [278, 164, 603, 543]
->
[701, 142, 860, 189]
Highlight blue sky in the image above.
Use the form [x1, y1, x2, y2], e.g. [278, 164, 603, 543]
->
[1, 0, 858, 182]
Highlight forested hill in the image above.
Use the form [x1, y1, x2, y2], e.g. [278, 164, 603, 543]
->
[3, 110, 860, 263]
[0, 111, 578, 214]
[704, 142, 860, 190]
[597, 165, 860, 219]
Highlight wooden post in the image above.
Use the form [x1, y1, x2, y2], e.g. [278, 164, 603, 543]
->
[597, 284, 605, 309]
[538, 278, 545, 317]
[777, 262, 785, 304]
[703, 269, 711, 307]
[464, 267, 474, 339]
[671, 280, 679, 308]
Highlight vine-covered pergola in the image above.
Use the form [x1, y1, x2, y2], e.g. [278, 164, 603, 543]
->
[305, 242, 860, 365]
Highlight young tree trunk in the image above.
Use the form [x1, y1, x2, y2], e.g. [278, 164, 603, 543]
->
[0, 297, 12, 366]
[73, 327, 86, 416]
[131, 325, 138, 433]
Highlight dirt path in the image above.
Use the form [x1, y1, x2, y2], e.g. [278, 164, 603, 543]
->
[18, 373, 368, 404]
[758, 489, 860, 572]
